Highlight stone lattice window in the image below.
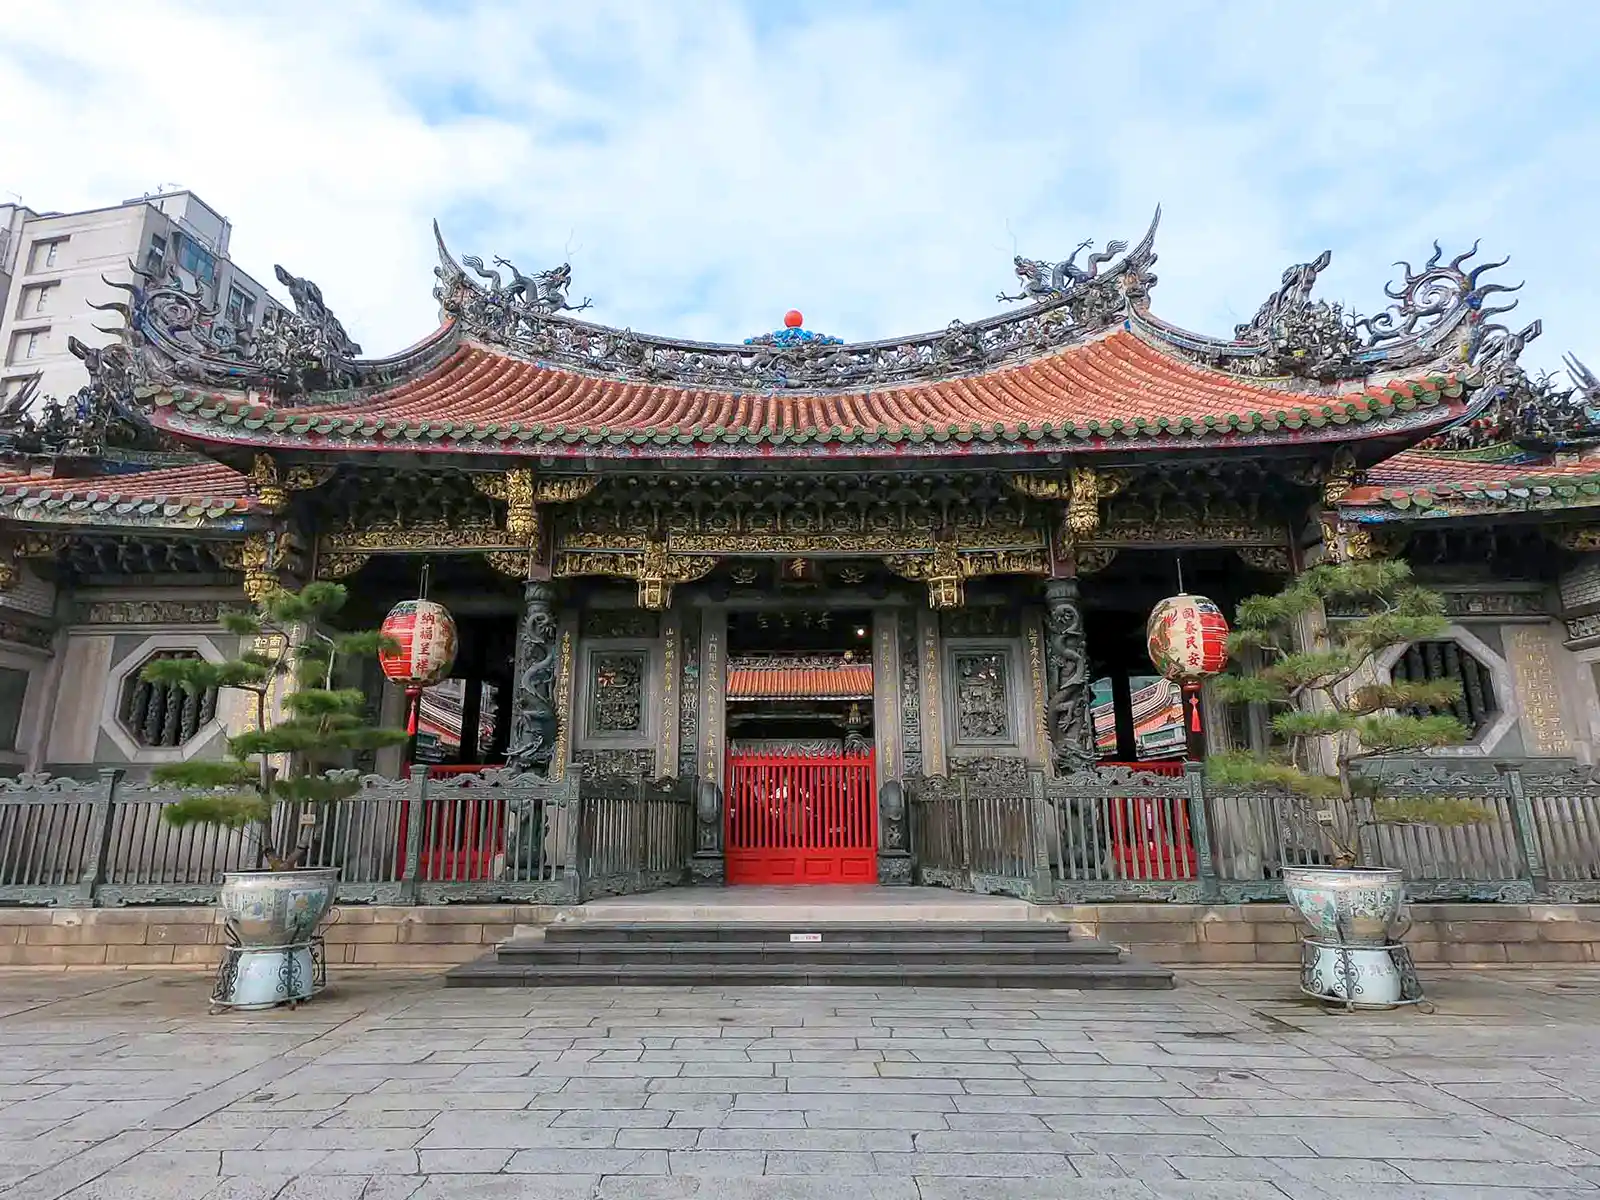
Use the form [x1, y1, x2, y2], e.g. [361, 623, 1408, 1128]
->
[588, 651, 646, 735]
[118, 651, 218, 748]
[952, 650, 1011, 743]
[1390, 639, 1498, 736]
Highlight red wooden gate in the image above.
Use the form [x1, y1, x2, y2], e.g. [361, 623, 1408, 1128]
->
[724, 751, 876, 885]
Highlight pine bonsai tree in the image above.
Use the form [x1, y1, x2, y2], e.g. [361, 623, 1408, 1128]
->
[1206, 559, 1492, 867]
[141, 582, 406, 871]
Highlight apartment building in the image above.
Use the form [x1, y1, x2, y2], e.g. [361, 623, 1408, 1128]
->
[0, 190, 281, 405]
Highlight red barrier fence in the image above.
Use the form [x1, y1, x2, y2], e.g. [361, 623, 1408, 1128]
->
[725, 751, 877, 885]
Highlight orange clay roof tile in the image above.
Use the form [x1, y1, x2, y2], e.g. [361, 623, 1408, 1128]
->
[152, 329, 1465, 455]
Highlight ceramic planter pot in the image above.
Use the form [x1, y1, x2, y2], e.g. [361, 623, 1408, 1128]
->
[1280, 866, 1403, 946]
[214, 868, 338, 1010]
[218, 868, 338, 947]
[1300, 939, 1404, 1006]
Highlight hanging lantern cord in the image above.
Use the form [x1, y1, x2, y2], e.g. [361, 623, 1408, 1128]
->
[419, 562, 431, 602]
[1175, 553, 1185, 595]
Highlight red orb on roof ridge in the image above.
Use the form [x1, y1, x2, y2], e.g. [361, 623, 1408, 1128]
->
[783, 310, 804, 329]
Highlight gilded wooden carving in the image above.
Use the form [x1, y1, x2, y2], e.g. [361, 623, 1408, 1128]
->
[250, 456, 332, 513]
[1066, 467, 1126, 538]
[315, 550, 371, 580]
[535, 477, 599, 503]
[222, 529, 303, 601]
[249, 454, 288, 513]
[552, 540, 719, 610]
[1237, 546, 1292, 573]
[884, 545, 1048, 609]
[1321, 447, 1357, 507]
[485, 549, 533, 579]
[1009, 474, 1070, 499]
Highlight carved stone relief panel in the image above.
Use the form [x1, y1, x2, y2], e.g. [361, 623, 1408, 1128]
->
[575, 637, 657, 752]
[573, 747, 656, 780]
[588, 650, 646, 735]
[948, 646, 1014, 745]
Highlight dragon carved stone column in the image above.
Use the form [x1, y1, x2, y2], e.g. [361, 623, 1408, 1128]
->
[1043, 579, 1096, 774]
[507, 581, 559, 775]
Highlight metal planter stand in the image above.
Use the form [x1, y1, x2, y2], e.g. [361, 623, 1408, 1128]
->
[210, 933, 328, 1015]
[1297, 908, 1425, 1011]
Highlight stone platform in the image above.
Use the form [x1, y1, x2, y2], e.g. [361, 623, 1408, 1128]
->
[2, 897, 1597, 971]
[540, 886, 1045, 932]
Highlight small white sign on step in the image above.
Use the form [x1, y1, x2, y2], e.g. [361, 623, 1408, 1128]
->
[790, 933, 823, 943]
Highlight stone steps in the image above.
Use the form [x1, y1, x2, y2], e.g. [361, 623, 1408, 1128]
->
[445, 920, 1175, 990]
[541, 920, 1111, 946]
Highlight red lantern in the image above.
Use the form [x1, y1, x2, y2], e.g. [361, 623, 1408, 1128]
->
[379, 599, 458, 767]
[1146, 594, 1230, 759]
[379, 599, 458, 689]
[1147, 594, 1229, 681]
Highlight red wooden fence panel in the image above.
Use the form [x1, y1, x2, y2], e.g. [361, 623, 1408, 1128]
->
[724, 751, 877, 885]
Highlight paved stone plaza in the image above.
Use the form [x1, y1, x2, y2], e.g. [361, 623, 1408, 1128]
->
[0, 968, 1598, 1199]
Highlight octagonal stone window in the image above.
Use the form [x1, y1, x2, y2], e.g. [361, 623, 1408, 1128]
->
[1389, 639, 1499, 736]
[117, 650, 219, 748]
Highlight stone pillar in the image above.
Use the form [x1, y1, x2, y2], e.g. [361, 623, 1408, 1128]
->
[873, 608, 910, 883]
[691, 607, 727, 885]
[1043, 579, 1095, 773]
[507, 581, 559, 774]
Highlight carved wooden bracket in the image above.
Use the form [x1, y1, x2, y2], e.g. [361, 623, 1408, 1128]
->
[552, 537, 718, 609]
[1014, 468, 1127, 545]
[884, 544, 1049, 609]
[1065, 467, 1128, 540]
[1553, 526, 1600, 552]
[248, 455, 335, 514]
[472, 471, 598, 554]
[222, 527, 305, 601]
[1319, 518, 1391, 564]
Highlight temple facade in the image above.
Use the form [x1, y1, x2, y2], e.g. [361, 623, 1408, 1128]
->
[2, 208, 1596, 886]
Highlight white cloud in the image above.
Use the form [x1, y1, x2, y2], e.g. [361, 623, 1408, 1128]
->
[2, 0, 1594, 375]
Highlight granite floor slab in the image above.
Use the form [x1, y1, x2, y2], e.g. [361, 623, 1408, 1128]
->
[0, 966, 1597, 1199]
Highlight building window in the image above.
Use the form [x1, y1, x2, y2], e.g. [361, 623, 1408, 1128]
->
[225, 285, 256, 327]
[951, 649, 1012, 744]
[5, 328, 47, 366]
[144, 233, 167, 276]
[17, 283, 57, 318]
[588, 651, 646, 735]
[118, 651, 218, 748]
[27, 237, 66, 273]
[1390, 639, 1499, 736]
[175, 234, 217, 286]
[0, 667, 27, 752]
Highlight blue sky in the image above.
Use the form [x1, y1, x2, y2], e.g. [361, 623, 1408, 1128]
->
[3, 0, 1596, 377]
